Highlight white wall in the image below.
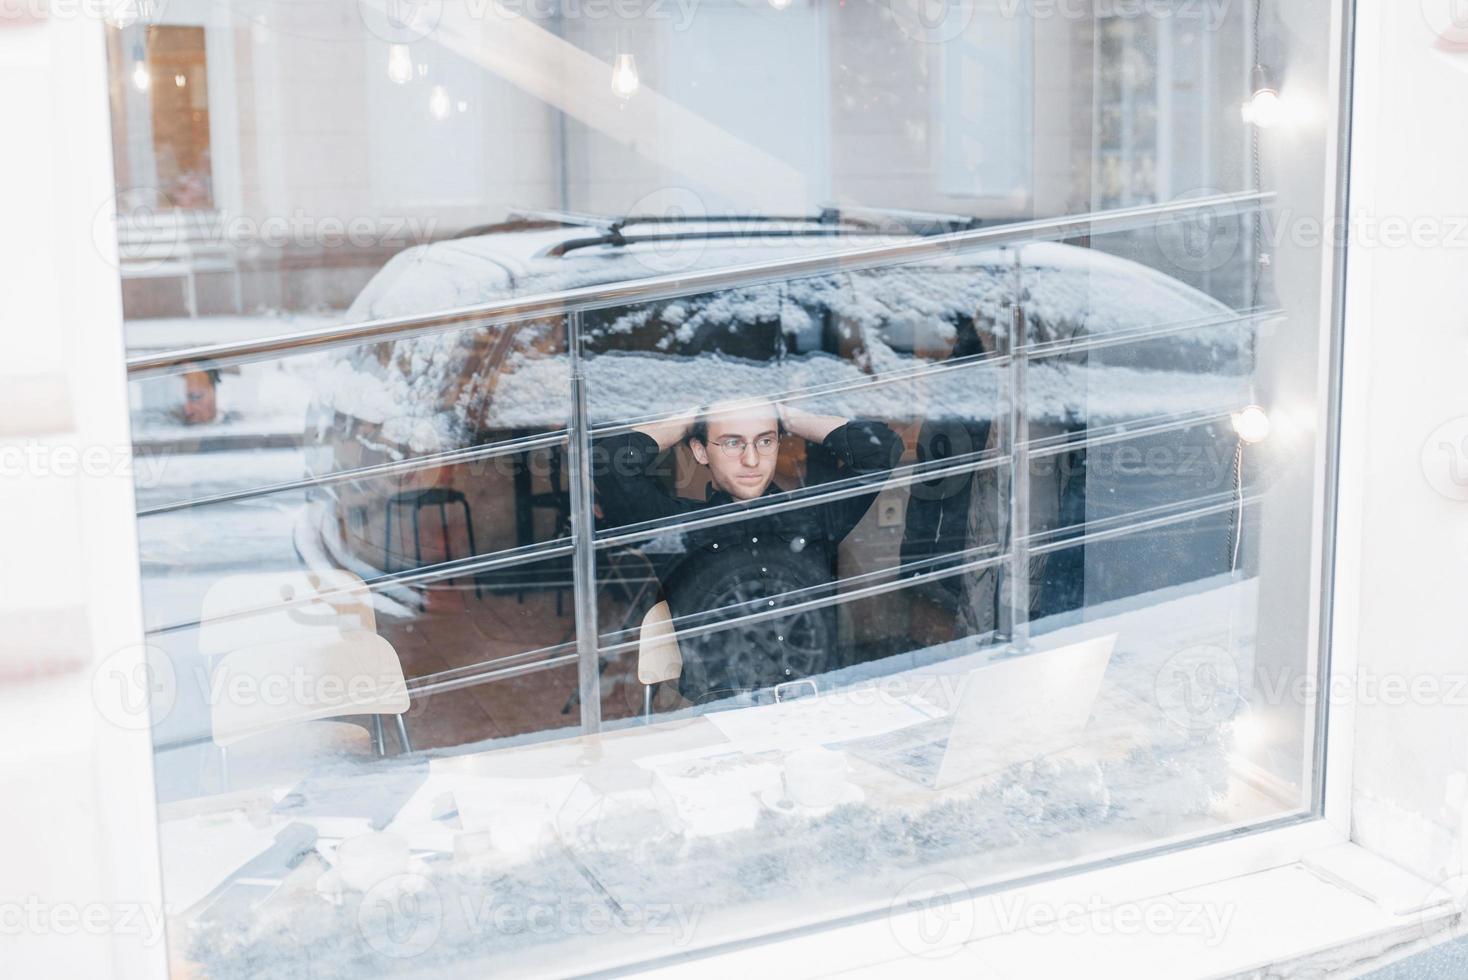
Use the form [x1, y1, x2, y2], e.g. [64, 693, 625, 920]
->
[1344, 0, 1468, 881]
[0, 12, 166, 979]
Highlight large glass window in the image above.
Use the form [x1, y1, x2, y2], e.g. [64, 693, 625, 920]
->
[111, 0, 1349, 972]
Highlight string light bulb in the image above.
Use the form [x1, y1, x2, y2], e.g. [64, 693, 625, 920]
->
[611, 53, 640, 101]
[387, 44, 414, 85]
[1240, 64, 1283, 128]
[130, 45, 150, 92]
[428, 84, 451, 121]
[1231, 404, 1271, 444]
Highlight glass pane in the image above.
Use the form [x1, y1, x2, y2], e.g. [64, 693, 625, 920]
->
[107, 0, 1347, 972]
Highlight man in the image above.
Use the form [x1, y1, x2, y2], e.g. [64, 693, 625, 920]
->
[595, 398, 903, 704]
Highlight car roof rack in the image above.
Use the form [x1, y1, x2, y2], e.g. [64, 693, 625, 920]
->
[818, 204, 987, 235]
[544, 225, 878, 257]
[478, 204, 986, 256]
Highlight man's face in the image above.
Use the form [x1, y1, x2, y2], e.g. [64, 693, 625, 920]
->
[690, 401, 780, 501]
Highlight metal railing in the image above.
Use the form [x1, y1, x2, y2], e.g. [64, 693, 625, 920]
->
[128, 191, 1272, 742]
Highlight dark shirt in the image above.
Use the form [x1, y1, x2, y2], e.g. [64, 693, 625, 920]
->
[594, 420, 903, 702]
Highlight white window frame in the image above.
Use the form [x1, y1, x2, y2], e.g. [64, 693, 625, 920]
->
[51, 0, 1359, 970]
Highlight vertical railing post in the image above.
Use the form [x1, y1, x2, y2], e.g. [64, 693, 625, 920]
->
[1001, 299, 1032, 653]
[566, 310, 602, 733]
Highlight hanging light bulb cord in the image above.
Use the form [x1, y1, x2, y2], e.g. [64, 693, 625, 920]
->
[1228, 0, 1267, 574]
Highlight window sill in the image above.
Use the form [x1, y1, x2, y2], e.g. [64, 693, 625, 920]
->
[631, 828, 1457, 979]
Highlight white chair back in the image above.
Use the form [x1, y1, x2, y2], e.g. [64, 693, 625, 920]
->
[636, 600, 683, 686]
[209, 629, 409, 748]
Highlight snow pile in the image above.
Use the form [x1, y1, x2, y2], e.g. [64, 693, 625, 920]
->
[184, 734, 1227, 978]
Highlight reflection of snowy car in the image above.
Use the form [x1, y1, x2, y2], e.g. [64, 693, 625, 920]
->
[306, 212, 1252, 671]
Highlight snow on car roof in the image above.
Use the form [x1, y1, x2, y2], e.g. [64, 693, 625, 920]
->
[322, 222, 1246, 453]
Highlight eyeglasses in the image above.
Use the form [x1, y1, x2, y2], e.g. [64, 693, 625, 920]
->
[712, 434, 779, 459]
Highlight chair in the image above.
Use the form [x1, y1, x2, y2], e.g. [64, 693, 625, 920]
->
[198, 571, 411, 790]
[637, 600, 682, 720]
[384, 487, 482, 599]
[209, 630, 412, 789]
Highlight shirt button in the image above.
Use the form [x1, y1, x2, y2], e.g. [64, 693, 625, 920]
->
[711, 543, 718, 549]
[751, 536, 758, 543]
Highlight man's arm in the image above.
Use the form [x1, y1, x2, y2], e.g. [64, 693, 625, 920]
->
[593, 411, 699, 530]
[780, 405, 846, 445]
[798, 413, 905, 543]
[634, 409, 697, 452]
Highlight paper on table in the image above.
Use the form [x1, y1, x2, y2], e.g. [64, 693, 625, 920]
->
[702, 686, 944, 754]
[158, 811, 282, 913]
[386, 773, 582, 857]
[634, 743, 782, 837]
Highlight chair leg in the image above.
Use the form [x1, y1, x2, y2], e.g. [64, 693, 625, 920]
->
[394, 714, 413, 754]
[460, 498, 482, 599]
[384, 504, 395, 573]
[644, 684, 653, 722]
[371, 715, 386, 757]
[219, 745, 230, 792]
[411, 505, 422, 570]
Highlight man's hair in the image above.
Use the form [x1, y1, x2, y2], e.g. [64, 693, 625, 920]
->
[687, 399, 785, 447]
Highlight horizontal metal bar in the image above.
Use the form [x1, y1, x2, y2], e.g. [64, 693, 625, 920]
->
[134, 301, 1261, 518]
[586, 347, 1009, 440]
[1028, 490, 1261, 556]
[591, 447, 1011, 550]
[145, 536, 575, 637]
[149, 488, 1266, 751]
[1025, 410, 1236, 459]
[408, 649, 580, 698]
[126, 191, 1271, 379]
[593, 551, 1015, 661]
[1023, 307, 1276, 362]
[136, 428, 568, 517]
[598, 541, 1006, 649]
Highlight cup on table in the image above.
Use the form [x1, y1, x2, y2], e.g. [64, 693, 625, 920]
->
[782, 747, 849, 808]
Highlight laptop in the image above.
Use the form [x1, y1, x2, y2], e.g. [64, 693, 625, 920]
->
[841, 634, 1117, 790]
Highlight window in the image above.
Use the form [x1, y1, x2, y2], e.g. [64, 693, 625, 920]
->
[115, 0, 1350, 972]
